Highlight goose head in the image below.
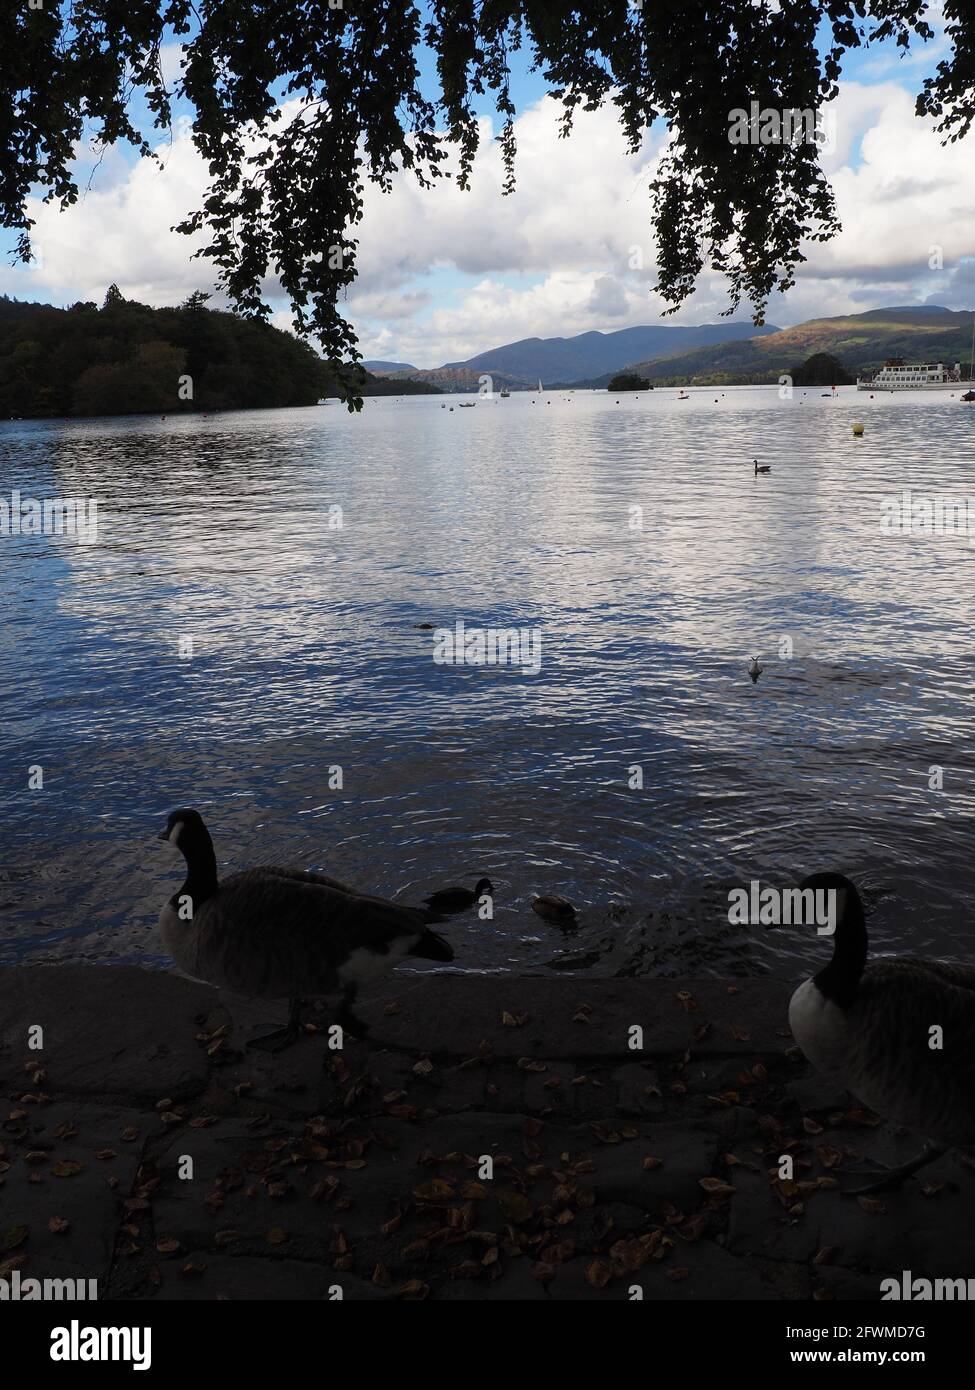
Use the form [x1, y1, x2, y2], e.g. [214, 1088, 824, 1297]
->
[475, 878, 494, 897]
[159, 807, 212, 857]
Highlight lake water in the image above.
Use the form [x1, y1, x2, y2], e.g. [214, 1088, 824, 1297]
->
[2, 384, 974, 981]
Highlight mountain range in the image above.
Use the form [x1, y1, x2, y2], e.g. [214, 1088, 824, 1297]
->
[363, 321, 778, 391]
[603, 306, 975, 387]
[365, 305, 975, 392]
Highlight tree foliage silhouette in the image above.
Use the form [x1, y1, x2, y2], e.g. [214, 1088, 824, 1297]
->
[2, 2, 972, 408]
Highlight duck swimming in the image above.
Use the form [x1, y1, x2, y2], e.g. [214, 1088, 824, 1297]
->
[158, 808, 453, 1050]
[423, 878, 494, 915]
[788, 872, 975, 1193]
[532, 894, 577, 926]
[748, 656, 763, 684]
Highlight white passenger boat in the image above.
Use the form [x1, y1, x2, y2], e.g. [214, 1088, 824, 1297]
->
[856, 360, 966, 391]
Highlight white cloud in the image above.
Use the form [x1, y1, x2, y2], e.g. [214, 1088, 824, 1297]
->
[2, 79, 972, 366]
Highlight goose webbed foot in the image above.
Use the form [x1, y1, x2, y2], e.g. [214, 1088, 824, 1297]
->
[247, 997, 304, 1053]
[842, 1142, 947, 1196]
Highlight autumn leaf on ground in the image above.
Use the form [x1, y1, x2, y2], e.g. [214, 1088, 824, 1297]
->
[642, 1156, 662, 1171]
[501, 1011, 528, 1027]
[675, 991, 698, 1013]
[48, 1216, 69, 1234]
[857, 1196, 886, 1214]
[816, 1144, 843, 1169]
[265, 1227, 288, 1245]
[51, 1160, 84, 1178]
[585, 1259, 614, 1289]
[497, 1189, 532, 1224]
[698, 1177, 734, 1197]
[2, 1225, 28, 1251]
[413, 1178, 454, 1202]
[155, 1237, 181, 1254]
[396, 1280, 429, 1300]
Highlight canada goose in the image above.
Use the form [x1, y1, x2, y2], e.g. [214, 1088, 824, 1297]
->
[788, 872, 975, 1193]
[532, 894, 577, 925]
[748, 656, 763, 684]
[423, 878, 494, 915]
[754, 460, 771, 474]
[157, 809, 453, 1051]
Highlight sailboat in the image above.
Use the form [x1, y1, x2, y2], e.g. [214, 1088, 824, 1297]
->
[537, 378, 543, 393]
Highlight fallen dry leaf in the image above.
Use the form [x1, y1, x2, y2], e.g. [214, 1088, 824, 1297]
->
[2, 1225, 28, 1251]
[497, 1190, 532, 1224]
[698, 1177, 734, 1197]
[585, 1259, 614, 1289]
[51, 1160, 84, 1178]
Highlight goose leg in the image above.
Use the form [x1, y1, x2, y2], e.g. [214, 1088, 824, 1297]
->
[843, 1142, 948, 1196]
[337, 984, 370, 1040]
[247, 996, 304, 1052]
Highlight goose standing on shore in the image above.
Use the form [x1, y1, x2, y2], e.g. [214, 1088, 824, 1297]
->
[158, 808, 453, 1050]
[788, 872, 975, 1192]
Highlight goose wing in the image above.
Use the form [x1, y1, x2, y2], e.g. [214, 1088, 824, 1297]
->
[224, 865, 357, 895]
[848, 957, 975, 1144]
[191, 869, 430, 999]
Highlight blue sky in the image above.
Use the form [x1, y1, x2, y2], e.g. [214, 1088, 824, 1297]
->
[3, 6, 972, 366]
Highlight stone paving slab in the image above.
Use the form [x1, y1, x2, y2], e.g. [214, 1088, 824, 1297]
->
[2, 967, 974, 1301]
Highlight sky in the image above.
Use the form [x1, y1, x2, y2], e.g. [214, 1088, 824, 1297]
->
[3, 7, 974, 369]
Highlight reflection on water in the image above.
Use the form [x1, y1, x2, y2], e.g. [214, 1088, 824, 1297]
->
[1, 385, 974, 978]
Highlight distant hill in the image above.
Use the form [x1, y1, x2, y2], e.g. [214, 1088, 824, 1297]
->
[362, 359, 418, 374]
[606, 306, 975, 387]
[0, 290, 439, 418]
[380, 321, 779, 392]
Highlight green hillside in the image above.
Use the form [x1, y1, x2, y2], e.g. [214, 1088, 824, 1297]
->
[0, 289, 438, 419]
[606, 307, 975, 387]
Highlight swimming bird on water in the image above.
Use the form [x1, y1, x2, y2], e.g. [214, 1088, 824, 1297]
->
[423, 878, 494, 915]
[748, 656, 763, 684]
[787, 872, 975, 1193]
[157, 808, 453, 1050]
[532, 894, 577, 926]
[754, 459, 771, 474]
